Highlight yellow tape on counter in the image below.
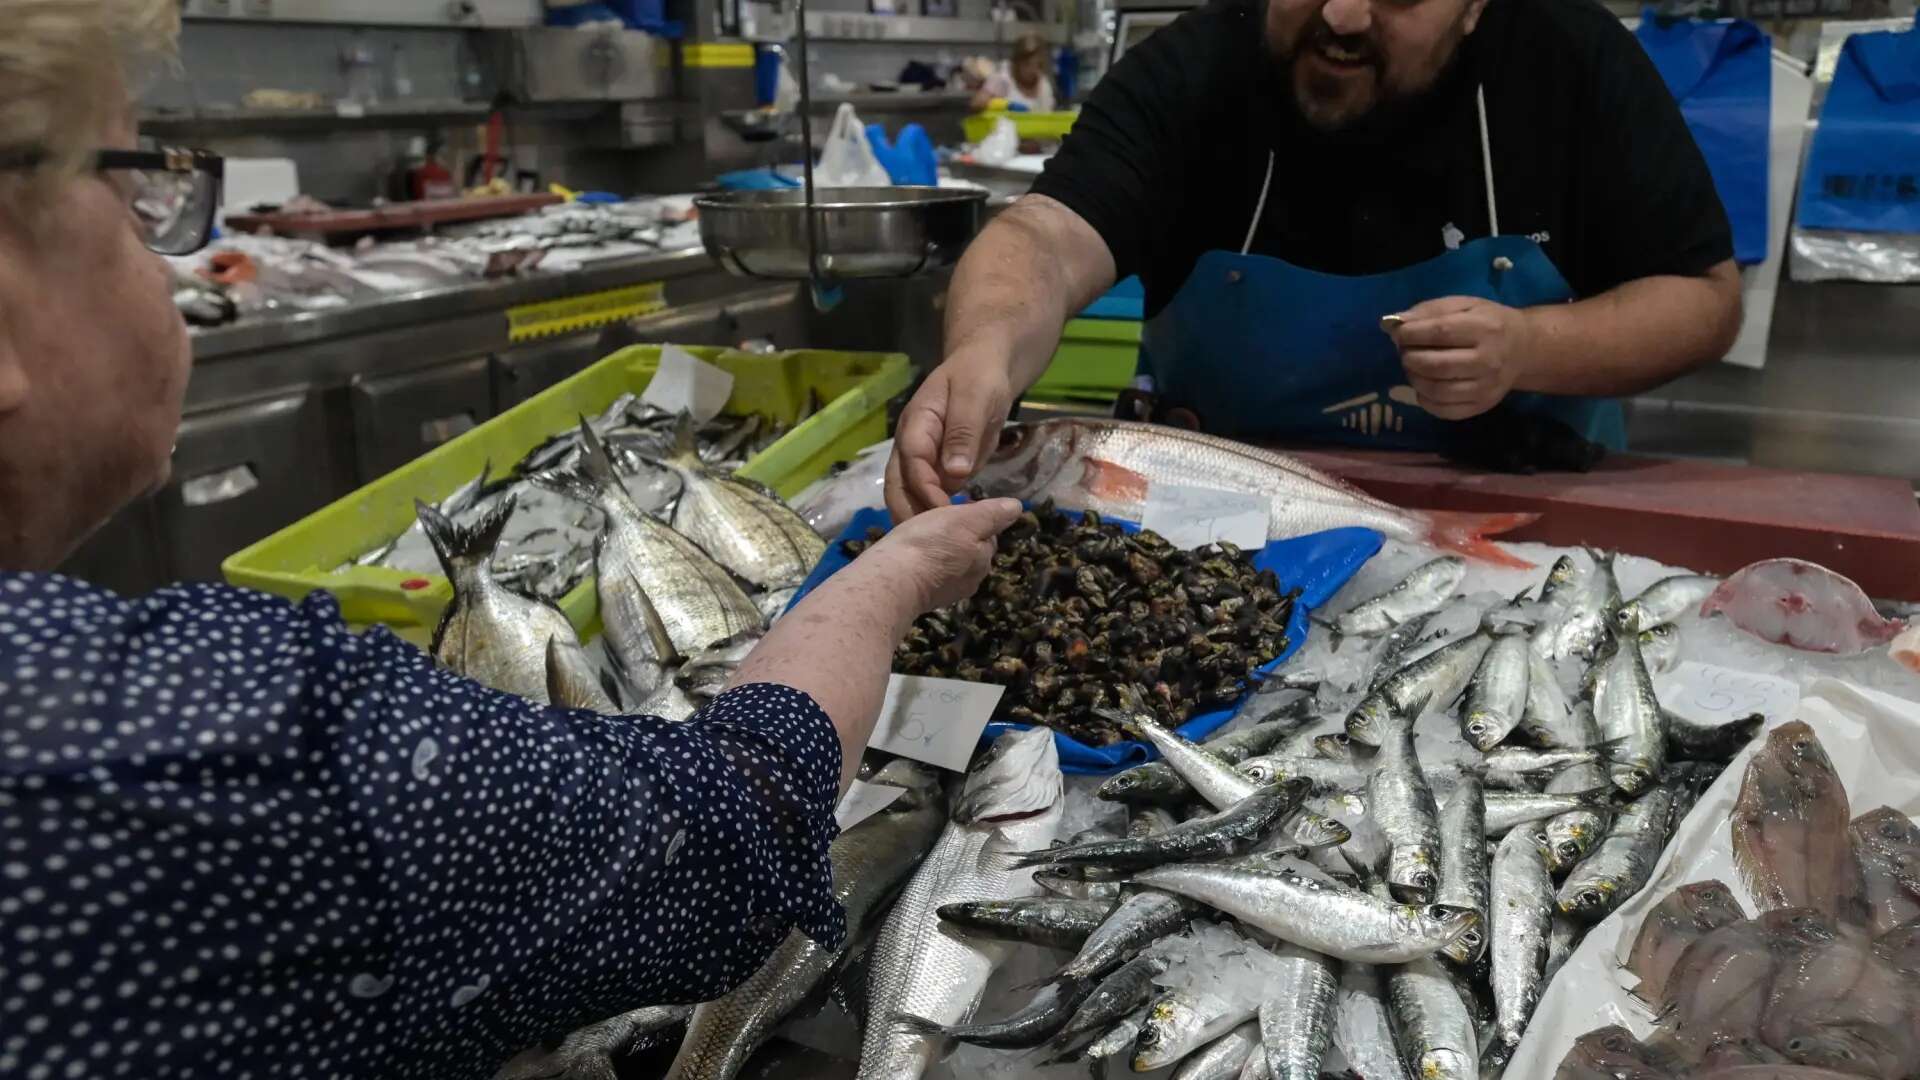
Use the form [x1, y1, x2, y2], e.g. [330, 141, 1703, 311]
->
[505, 282, 668, 342]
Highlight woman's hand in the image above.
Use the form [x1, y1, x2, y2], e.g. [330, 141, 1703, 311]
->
[854, 498, 1024, 615]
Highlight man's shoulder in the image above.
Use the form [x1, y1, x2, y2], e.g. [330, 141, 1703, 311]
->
[1480, 0, 1639, 77]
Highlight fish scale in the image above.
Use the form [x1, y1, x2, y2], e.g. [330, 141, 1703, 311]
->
[664, 761, 946, 1080]
[663, 422, 826, 590]
[856, 730, 1064, 1080]
[969, 418, 1536, 564]
[534, 420, 764, 656]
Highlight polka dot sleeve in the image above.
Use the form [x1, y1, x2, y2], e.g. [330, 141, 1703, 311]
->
[0, 572, 845, 1080]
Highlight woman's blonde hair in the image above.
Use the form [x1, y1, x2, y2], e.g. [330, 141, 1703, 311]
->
[1011, 32, 1049, 68]
[0, 0, 179, 198]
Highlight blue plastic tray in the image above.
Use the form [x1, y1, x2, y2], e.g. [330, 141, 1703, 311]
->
[788, 507, 1382, 774]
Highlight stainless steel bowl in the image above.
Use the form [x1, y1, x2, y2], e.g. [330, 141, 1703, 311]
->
[694, 186, 989, 279]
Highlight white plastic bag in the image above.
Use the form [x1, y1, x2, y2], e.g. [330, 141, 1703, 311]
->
[974, 115, 1019, 166]
[816, 102, 891, 187]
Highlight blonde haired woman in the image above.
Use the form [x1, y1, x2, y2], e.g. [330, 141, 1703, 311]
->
[0, 3, 1021, 1077]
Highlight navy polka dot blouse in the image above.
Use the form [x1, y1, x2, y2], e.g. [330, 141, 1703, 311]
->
[0, 573, 845, 1080]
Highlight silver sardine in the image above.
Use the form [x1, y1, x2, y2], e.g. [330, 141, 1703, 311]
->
[1367, 722, 1442, 902]
[1483, 827, 1554, 1071]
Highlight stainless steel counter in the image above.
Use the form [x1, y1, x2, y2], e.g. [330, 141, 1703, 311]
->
[189, 248, 718, 364]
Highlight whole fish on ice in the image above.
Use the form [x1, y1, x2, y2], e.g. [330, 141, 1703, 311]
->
[857, 728, 1064, 1080]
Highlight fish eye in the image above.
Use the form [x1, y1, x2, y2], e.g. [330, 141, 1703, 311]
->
[1792, 737, 1812, 752]
[997, 427, 1025, 451]
[1881, 822, 1905, 840]
[1601, 1034, 1630, 1052]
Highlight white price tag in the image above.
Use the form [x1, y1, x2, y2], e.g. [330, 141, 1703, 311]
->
[870, 675, 1004, 772]
[834, 779, 906, 830]
[1656, 661, 1801, 727]
[333, 101, 366, 118]
[1139, 483, 1270, 550]
[641, 344, 735, 424]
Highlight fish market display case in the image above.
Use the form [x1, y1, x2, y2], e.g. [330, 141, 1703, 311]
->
[57, 248, 948, 599]
[222, 344, 910, 644]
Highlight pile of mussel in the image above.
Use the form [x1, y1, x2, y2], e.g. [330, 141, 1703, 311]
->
[846, 503, 1297, 744]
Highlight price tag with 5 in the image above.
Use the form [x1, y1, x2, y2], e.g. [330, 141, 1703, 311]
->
[869, 675, 1005, 772]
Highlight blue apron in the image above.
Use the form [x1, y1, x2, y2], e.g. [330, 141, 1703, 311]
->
[1138, 88, 1625, 450]
[1797, 14, 1920, 233]
[1635, 12, 1771, 265]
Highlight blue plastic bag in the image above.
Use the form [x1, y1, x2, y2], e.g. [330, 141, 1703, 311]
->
[1798, 15, 1920, 233]
[1635, 12, 1771, 265]
[865, 123, 939, 186]
[786, 507, 1383, 775]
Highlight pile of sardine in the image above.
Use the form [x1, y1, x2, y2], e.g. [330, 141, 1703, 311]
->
[1561, 721, 1920, 1079]
[494, 549, 1763, 1080]
[348, 391, 803, 600]
[414, 406, 824, 719]
[846, 503, 1298, 745]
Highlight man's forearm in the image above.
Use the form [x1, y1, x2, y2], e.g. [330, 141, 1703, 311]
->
[942, 194, 1117, 393]
[1517, 261, 1743, 397]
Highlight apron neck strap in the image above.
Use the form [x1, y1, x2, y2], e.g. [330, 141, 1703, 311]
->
[1239, 82, 1502, 252]
[1476, 84, 1500, 237]
[1242, 151, 1277, 255]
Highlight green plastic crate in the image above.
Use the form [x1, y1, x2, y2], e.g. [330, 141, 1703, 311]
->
[1027, 318, 1141, 403]
[223, 344, 910, 641]
[962, 109, 1079, 143]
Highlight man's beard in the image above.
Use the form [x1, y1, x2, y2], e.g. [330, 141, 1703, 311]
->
[1275, 17, 1464, 137]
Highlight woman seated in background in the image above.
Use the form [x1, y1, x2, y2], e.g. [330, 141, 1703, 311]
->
[970, 33, 1057, 113]
[0, 3, 1021, 1078]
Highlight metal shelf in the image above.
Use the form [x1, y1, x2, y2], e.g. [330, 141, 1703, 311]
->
[180, 0, 540, 27]
[141, 100, 494, 133]
[800, 13, 1068, 44]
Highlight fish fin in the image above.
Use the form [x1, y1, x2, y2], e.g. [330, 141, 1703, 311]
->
[668, 410, 701, 466]
[1075, 456, 1150, 503]
[544, 636, 568, 706]
[979, 831, 1035, 873]
[415, 490, 517, 582]
[626, 570, 682, 666]
[1421, 510, 1541, 569]
[527, 460, 601, 507]
[826, 936, 876, 1029]
[889, 1012, 952, 1038]
[1479, 1032, 1521, 1073]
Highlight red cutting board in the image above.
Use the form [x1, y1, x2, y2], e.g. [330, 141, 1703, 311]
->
[226, 193, 562, 239]
[1282, 449, 1920, 601]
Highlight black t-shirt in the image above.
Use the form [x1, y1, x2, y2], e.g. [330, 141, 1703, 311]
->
[1031, 0, 1734, 319]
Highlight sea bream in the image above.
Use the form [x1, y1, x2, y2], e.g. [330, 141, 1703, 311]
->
[969, 418, 1538, 565]
[662, 760, 946, 1080]
[534, 419, 764, 657]
[418, 493, 580, 703]
[857, 728, 1064, 1080]
[656, 414, 827, 589]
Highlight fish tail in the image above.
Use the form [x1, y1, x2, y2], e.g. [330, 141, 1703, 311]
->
[1421, 510, 1541, 568]
[415, 490, 517, 581]
[527, 459, 602, 508]
[576, 416, 622, 488]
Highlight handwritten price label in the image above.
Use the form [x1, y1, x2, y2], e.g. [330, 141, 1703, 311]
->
[1656, 661, 1801, 727]
[1139, 483, 1270, 550]
[870, 675, 1004, 772]
[834, 779, 906, 830]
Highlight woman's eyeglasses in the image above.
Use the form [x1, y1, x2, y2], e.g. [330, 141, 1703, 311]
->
[0, 146, 224, 256]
